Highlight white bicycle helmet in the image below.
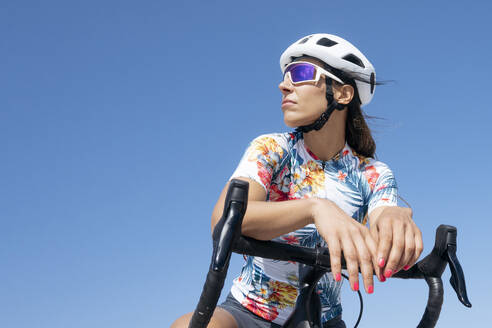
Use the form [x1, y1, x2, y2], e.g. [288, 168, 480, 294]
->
[280, 33, 376, 106]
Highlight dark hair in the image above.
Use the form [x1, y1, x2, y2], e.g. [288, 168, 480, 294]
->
[345, 91, 376, 158]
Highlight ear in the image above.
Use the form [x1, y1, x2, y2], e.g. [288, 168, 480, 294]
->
[333, 84, 354, 105]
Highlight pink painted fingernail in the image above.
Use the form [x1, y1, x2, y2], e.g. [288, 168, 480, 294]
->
[368, 285, 374, 294]
[335, 273, 341, 281]
[380, 274, 386, 282]
[403, 265, 410, 271]
[378, 258, 385, 268]
[384, 269, 393, 278]
[353, 282, 359, 291]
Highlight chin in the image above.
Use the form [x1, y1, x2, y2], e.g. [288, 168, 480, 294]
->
[283, 117, 299, 128]
[283, 114, 315, 129]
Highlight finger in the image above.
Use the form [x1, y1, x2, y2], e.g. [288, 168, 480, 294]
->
[376, 219, 392, 271]
[370, 224, 379, 244]
[412, 223, 424, 266]
[369, 226, 384, 281]
[341, 233, 359, 291]
[364, 227, 381, 282]
[400, 224, 415, 271]
[352, 228, 374, 294]
[327, 235, 342, 283]
[384, 221, 405, 278]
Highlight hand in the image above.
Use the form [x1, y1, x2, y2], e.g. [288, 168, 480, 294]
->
[369, 206, 423, 280]
[311, 199, 378, 294]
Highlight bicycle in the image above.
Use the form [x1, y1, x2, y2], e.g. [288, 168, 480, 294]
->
[188, 179, 472, 328]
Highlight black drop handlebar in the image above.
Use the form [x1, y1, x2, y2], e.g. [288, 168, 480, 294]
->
[188, 179, 471, 328]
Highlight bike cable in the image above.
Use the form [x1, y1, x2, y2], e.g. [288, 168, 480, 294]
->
[341, 273, 363, 328]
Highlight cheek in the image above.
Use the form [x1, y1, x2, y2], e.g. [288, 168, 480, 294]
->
[304, 89, 327, 113]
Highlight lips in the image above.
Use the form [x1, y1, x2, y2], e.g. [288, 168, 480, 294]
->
[282, 99, 296, 105]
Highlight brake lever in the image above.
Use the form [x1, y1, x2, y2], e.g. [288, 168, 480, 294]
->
[425, 225, 472, 308]
[446, 243, 472, 307]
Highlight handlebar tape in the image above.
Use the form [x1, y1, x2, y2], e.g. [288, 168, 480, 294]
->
[188, 268, 227, 328]
[394, 225, 452, 328]
[417, 276, 443, 328]
[188, 179, 249, 328]
[233, 236, 341, 271]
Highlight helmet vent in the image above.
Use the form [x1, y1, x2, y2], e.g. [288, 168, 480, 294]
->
[316, 37, 338, 47]
[342, 54, 365, 68]
[298, 37, 311, 44]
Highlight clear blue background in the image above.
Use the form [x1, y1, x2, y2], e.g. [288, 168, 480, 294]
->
[1, 0, 490, 327]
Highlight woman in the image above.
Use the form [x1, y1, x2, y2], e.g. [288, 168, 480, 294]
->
[172, 33, 423, 328]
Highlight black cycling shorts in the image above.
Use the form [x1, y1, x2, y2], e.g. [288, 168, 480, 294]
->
[218, 293, 346, 328]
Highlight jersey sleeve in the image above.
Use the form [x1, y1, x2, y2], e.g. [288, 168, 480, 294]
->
[229, 134, 288, 192]
[364, 161, 399, 214]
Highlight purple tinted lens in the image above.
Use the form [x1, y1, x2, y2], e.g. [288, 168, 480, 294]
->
[286, 63, 316, 83]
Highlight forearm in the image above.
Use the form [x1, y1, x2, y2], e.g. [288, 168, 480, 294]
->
[239, 198, 317, 240]
[211, 178, 318, 241]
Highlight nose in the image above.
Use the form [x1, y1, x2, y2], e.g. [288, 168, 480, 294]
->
[279, 74, 294, 95]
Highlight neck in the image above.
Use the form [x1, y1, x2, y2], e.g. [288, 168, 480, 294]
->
[303, 109, 347, 161]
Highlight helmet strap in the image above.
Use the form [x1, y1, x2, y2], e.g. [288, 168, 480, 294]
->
[295, 79, 345, 133]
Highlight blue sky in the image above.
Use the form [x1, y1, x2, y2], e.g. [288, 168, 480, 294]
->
[1, 1, 491, 327]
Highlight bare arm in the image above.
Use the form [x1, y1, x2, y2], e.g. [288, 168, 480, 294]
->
[211, 177, 316, 240]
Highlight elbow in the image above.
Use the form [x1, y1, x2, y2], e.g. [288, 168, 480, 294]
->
[211, 213, 220, 237]
[211, 213, 269, 241]
[240, 224, 272, 241]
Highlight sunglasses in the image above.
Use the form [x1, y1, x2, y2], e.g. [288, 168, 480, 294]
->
[283, 61, 343, 85]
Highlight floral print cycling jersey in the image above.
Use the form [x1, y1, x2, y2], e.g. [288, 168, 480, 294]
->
[228, 131, 398, 325]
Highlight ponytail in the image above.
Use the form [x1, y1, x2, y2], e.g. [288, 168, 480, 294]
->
[346, 101, 376, 158]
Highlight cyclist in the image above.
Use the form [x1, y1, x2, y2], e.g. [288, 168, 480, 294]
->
[172, 33, 423, 328]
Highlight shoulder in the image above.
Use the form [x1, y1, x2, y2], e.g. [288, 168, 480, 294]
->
[250, 132, 292, 146]
[355, 154, 397, 194]
[247, 132, 293, 155]
[347, 148, 393, 173]
[232, 133, 294, 189]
